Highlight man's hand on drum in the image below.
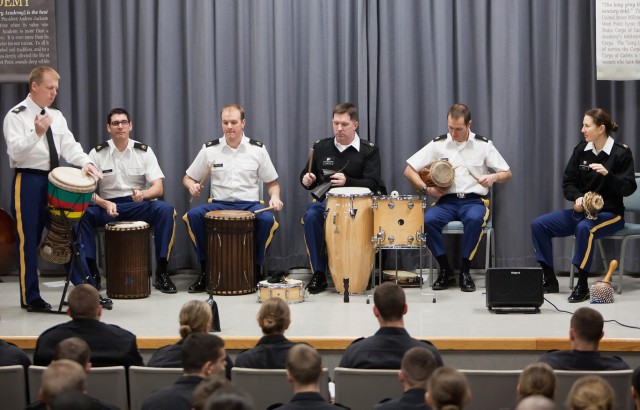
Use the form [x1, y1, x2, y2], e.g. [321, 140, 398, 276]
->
[477, 173, 497, 187]
[330, 172, 347, 187]
[82, 163, 103, 180]
[302, 173, 316, 187]
[427, 186, 448, 199]
[131, 189, 144, 203]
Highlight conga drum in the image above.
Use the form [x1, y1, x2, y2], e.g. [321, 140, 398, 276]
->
[373, 195, 425, 247]
[39, 166, 96, 264]
[324, 187, 374, 294]
[205, 210, 256, 295]
[105, 221, 151, 299]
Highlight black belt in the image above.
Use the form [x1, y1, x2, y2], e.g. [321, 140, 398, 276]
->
[15, 168, 49, 176]
[443, 193, 483, 199]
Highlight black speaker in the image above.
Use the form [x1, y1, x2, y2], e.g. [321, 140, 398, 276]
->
[486, 268, 543, 312]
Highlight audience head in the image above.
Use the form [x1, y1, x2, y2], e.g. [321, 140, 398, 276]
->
[53, 337, 91, 371]
[400, 346, 438, 389]
[204, 386, 255, 410]
[39, 359, 87, 405]
[584, 108, 618, 135]
[285, 343, 322, 387]
[192, 374, 231, 410]
[67, 284, 101, 320]
[515, 395, 556, 410]
[373, 282, 407, 323]
[179, 300, 213, 339]
[257, 297, 291, 336]
[566, 375, 615, 410]
[50, 389, 95, 410]
[632, 366, 640, 407]
[570, 307, 604, 349]
[426, 366, 471, 410]
[517, 362, 556, 400]
[182, 333, 226, 376]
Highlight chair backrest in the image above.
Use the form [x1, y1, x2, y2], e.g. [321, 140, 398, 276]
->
[0, 365, 27, 409]
[27, 365, 46, 404]
[623, 174, 640, 213]
[333, 367, 402, 410]
[231, 367, 330, 410]
[554, 369, 633, 410]
[128, 366, 183, 410]
[459, 369, 521, 410]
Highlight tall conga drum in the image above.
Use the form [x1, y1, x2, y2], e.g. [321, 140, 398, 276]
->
[205, 210, 256, 295]
[324, 187, 374, 294]
[105, 221, 151, 299]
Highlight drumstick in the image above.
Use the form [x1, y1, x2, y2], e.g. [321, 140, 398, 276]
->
[189, 163, 213, 203]
[254, 206, 274, 214]
[307, 148, 314, 175]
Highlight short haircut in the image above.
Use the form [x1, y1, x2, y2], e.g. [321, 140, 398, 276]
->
[192, 374, 231, 410]
[257, 297, 291, 335]
[427, 366, 471, 410]
[518, 362, 556, 400]
[54, 337, 91, 367]
[401, 346, 437, 388]
[68, 284, 100, 320]
[107, 108, 131, 124]
[570, 307, 604, 344]
[447, 103, 471, 125]
[515, 395, 556, 410]
[373, 282, 406, 322]
[40, 359, 87, 405]
[286, 344, 322, 386]
[29, 66, 59, 88]
[220, 104, 245, 120]
[204, 386, 255, 410]
[333, 102, 358, 121]
[182, 333, 225, 374]
[179, 300, 213, 339]
[565, 375, 614, 410]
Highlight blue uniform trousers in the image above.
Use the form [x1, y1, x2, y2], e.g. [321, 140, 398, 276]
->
[302, 201, 327, 273]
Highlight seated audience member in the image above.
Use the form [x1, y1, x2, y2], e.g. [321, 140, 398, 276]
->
[565, 375, 614, 410]
[29, 360, 86, 410]
[339, 282, 443, 369]
[540, 307, 629, 370]
[235, 297, 296, 368]
[204, 386, 255, 410]
[33, 284, 143, 367]
[517, 362, 556, 401]
[51, 389, 117, 410]
[632, 366, 640, 410]
[0, 337, 31, 370]
[425, 367, 471, 410]
[191, 374, 231, 410]
[375, 346, 438, 410]
[142, 333, 227, 410]
[515, 395, 556, 410]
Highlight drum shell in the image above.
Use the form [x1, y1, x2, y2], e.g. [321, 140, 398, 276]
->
[105, 222, 151, 299]
[257, 279, 305, 304]
[47, 167, 96, 221]
[373, 196, 425, 247]
[324, 189, 374, 294]
[205, 211, 256, 295]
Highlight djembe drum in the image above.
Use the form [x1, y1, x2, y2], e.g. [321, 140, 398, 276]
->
[105, 221, 151, 299]
[419, 160, 455, 189]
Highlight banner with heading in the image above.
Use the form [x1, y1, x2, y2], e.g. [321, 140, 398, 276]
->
[596, 0, 640, 80]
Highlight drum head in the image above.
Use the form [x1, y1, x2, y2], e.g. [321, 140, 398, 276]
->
[106, 220, 150, 231]
[49, 167, 96, 193]
[205, 210, 255, 220]
[430, 161, 455, 188]
[327, 187, 372, 197]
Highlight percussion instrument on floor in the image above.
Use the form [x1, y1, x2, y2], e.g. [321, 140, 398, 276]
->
[372, 195, 425, 247]
[105, 221, 151, 299]
[39, 167, 96, 264]
[590, 260, 617, 304]
[383, 270, 421, 285]
[257, 279, 306, 304]
[419, 160, 455, 189]
[324, 187, 374, 294]
[205, 210, 256, 295]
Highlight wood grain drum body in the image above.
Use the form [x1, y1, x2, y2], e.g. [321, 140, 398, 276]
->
[105, 221, 150, 299]
[324, 187, 374, 294]
[373, 195, 425, 248]
[205, 210, 256, 295]
[257, 279, 305, 303]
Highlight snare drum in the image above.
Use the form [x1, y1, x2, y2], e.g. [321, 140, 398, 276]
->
[205, 210, 256, 295]
[373, 195, 425, 247]
[257, 279, 305, 304]
[105, 221, 151, 299]
[325, 187, 374, 294]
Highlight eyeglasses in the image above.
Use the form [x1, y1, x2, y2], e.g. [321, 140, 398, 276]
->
[110, 120, 130, 127]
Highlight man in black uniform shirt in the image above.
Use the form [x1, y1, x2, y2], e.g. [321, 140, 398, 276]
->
[300, 103, 385, 293]
[339, 282, 443, 369]
[540, 307, 629, 370]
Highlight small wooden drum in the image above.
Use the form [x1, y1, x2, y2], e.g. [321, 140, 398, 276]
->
[373, 195, 425, 247]
[419, 160, 455, 188]
[257, 279, 305, 304]
[383, 270, 421, 285]
[325, 187, 374, 294]
[40, 167, 96, 264]
[205, 210, 256, 295]
[105, 221, 150, 299]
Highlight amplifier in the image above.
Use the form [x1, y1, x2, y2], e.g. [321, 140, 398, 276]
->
[486, 268, 543, 313]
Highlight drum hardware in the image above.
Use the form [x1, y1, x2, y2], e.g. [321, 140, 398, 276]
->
[206, 294, 222, 332]
[387, 201, 395, 209]
[258, 279, 306, 303]
[349, 208, 357, 220]
[332, 212, 339, 233]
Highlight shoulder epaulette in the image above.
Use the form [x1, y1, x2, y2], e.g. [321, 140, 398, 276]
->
[249, 138, 263, 147]
[94, 141, 111, 152]
[433, 134, 447, 142]
[133, 142, 148, 152]
[11, 106, 26, 114]
[614, 141, 630, 150]
[205, 139, 220, 147]
[362, 140, 375, 147]
[314, 137, 333, 147]
[474, 135, 489, 142]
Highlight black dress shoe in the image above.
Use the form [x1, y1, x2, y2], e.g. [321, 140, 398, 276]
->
[99, 295, 114, 310]
[188, 272, 207, 293]
[25, 298, 52, 312]
[459, 272, 476, 292]
[432, 269, 455, 290]
[307, 271, 328, 294]
[542, 275, 559, 294]
[568, 283, 590, 303]
[155, 273, 177, 294]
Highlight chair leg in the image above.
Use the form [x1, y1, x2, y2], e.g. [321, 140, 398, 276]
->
[597, 239, 608, 272]
[569, 239, 576, 289]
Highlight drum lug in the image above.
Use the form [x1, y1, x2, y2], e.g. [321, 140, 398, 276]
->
[387, 200, 395, 209]
[408, 235, 414, 244]
[349, 208, 358, 220]
[372, 201, 378, 209]
[408, 201, 414, 209]
[323, 208, 329, 220]
[374, 226, 386, 243]
[333, 212, 339, 233]
[388, 235, 395, 244]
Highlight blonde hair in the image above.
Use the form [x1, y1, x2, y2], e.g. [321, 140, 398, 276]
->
[427, 367, 471, 410]
[566, 375, 614, 410]
[40, 359, 86, 404]
[29, 66, 59, 88]
[179, 300, 212, 339]
[518, 362, 556, 400]
[257, 297, 290, 335]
